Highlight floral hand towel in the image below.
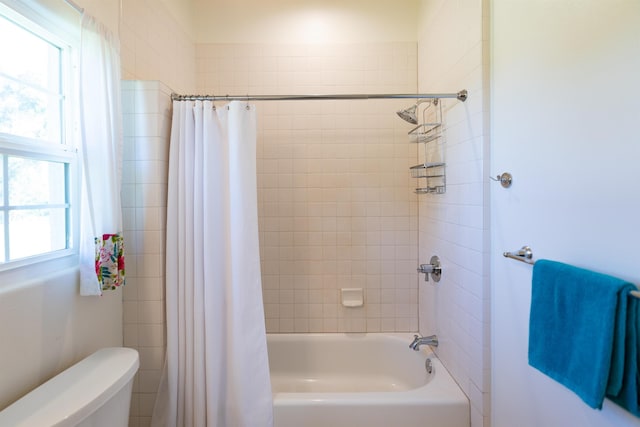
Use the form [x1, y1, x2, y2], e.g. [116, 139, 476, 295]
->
[95, 233, 125, 291]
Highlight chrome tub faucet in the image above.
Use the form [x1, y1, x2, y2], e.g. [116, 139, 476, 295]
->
[409, 334, 438, 350]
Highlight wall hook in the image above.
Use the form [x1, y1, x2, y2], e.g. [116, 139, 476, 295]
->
[490, 172, 512, 188]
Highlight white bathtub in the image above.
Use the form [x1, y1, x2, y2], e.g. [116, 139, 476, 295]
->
[267, 333, 469, 427]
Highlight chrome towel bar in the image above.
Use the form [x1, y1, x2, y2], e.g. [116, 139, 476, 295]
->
[503, 245, 640, 298]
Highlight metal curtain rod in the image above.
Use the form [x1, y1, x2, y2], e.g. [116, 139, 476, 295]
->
[64, 0, 84, 13]
[171, 89, 468, 103]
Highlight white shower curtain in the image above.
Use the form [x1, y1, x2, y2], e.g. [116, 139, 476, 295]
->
[152, 101, 273, 427]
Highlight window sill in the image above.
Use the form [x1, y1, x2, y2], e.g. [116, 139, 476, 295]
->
[0, 252, 78, 293]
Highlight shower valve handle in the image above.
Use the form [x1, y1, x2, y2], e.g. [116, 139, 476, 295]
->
[417, 256, 442, 282]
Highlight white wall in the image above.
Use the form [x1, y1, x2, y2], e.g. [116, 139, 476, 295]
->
[0, 269, 122, 409]
[0, 1, 196, 424]
[73, 0, 197, 93]
[491, 1, 640, 426]
[0, 0, 124, 412]
[193, 0, 419, 44]
[119, 0, 196, 93]
[417, 1, 489, 426]
[159, 0, 195, 40]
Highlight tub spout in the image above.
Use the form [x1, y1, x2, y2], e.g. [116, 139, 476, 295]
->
[409, 334, 438, 351]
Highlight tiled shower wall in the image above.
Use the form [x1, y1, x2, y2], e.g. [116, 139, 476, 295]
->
[417, 1, 490, 426]
[197, 43, 421, 332]
[121, 80, 172, 427]
[120, 0, 196, 94]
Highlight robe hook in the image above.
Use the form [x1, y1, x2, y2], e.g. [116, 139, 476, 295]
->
[490, 172, 512, 188]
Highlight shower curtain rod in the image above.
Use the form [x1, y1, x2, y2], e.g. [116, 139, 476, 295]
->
[171, 89, 468, 103]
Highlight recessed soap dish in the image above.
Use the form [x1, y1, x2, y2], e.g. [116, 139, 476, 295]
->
[341, 288, 364, 307]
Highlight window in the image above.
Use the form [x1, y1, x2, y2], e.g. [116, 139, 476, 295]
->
[0, 4, 77, 268]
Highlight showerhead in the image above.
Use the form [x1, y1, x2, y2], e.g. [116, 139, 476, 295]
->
[396, 99, 435, 124]
[396, 104, 418, 124]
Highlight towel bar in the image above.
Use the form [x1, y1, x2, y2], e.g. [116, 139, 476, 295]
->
[503, 246, 640, 298]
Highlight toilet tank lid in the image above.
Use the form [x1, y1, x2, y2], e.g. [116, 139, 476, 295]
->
[0, 347, 139, 427]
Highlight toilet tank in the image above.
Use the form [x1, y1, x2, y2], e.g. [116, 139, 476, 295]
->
[0, 347, 139, 427]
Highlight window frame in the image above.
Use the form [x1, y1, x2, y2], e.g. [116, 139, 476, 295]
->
[0, 1, 80, 274]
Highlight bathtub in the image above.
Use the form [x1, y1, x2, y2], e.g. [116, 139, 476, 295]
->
[267, 333, 469, 427]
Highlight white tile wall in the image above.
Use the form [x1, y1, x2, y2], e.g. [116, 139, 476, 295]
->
[121, 80, 172, 427]
[417, 1, 490, 427]
[110, 2, 195, 423]
[197, 43, 421, 333]
[120, 0, 196, 94]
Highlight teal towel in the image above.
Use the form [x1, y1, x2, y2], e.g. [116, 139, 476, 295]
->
[528, 260, 636, 410]
[606, 295, 640, 416]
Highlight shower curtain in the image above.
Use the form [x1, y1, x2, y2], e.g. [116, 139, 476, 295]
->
[152, 100, 273, 427]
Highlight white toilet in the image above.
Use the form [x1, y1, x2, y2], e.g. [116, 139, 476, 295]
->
[0, 347, 139, 427]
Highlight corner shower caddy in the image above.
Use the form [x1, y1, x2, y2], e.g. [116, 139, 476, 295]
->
[409, 99, 445, 194]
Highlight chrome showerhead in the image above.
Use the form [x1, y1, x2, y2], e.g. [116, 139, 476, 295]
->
[396, 104, 418, 124]
[396, 99, 435, 124]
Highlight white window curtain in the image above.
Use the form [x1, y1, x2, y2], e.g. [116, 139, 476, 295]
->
[152, 100, 273, 427]
[78, 13, 124, 296]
